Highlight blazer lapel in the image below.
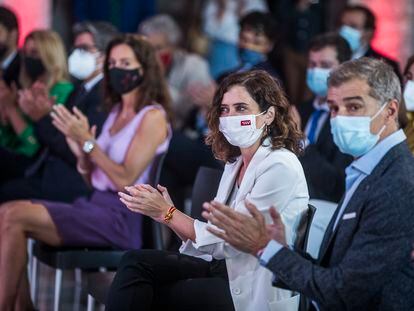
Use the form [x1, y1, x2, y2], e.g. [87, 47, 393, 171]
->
[215, 158, 243, 204]
[235, 142, 272, 208]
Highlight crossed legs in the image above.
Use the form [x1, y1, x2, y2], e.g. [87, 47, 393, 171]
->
[0, 201, 63, 310]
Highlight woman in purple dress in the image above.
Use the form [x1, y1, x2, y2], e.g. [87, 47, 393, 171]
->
[0, 34, 172, 310]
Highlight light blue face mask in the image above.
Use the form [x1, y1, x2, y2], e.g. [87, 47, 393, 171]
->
[306, 67, 331, 97]
[339, 25, 362, 52]
[330, 104, 387, 158]
[239, 48, 266, 66]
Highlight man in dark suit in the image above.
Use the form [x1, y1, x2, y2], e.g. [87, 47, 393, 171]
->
[0, 21, 118, 203]
[339, 4, 402, 81]
[298, 33, 353, 202]
[0, 6, 20, 87]
[203, 58, 414, 310]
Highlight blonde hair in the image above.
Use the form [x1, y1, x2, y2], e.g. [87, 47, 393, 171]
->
[20, 30, 69, 88]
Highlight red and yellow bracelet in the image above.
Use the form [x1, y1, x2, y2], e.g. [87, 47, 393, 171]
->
[164, 206, 177, 223]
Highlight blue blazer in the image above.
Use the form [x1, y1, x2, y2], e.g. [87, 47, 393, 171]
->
[267, 141, 414, 310]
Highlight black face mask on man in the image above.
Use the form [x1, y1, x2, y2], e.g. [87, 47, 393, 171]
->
[109, 67, 143, 95]
[24, 56, 46, 81]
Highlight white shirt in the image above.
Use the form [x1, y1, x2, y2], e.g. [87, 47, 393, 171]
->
[84, 72, 103, 92]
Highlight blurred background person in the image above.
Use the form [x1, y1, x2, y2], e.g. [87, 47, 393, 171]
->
[0, 21, 117, 203]
[0, 34, 172, 310]
[401, 54, 414, 153]
[202, 0, 268, 79]
[296, 33, 353, 203]
[139, 13, 213, 130]
[339, 4, 402, 81]
[0, 5, 20, 87]
[0, 29, 73, 184]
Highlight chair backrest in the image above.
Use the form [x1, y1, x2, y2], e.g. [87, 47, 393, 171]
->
[294, 204, 316, 252]
[142, 152, 167, 250]
[190, 166, 223, 221]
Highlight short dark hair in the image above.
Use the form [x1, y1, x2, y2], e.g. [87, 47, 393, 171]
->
[239, 11, 278, 43]
[206, 70, 303, 162]
[308, 32, 352, 64]
[342, 5, 376, 31]
[328, 57, 401, 106]
[0, 6, 18, 38]
[73, 21, 118, 52]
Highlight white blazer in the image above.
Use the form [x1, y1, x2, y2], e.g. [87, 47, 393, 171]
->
[180, 142, 309, 311]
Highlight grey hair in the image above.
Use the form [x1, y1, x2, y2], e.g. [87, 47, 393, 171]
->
[73, 21, 118, 52]
[138, 14, 182, 46]
[328, 57, 402, 106]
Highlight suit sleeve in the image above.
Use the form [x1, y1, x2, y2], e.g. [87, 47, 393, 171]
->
[300, 144, 352, 202]
[34, 113, 77, 165]
[264, 188, 412, 310]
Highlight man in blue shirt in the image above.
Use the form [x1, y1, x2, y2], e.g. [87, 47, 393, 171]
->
[203, 57, 414, 310]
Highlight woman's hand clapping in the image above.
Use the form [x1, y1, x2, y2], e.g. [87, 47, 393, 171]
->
[119, 184, 173, 223]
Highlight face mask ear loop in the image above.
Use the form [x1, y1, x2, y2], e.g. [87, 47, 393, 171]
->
[371, 103, 388, 136]
[371, 103, 388, 121]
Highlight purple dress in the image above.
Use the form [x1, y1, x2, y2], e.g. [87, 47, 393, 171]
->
[35, 104, 171, 250]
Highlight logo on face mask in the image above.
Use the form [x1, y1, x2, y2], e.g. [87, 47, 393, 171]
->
[330, 104, 387, 157]
[219, 111, 266, 148]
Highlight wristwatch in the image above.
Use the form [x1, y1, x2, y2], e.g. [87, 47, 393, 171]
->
[82, 139, 96, 154]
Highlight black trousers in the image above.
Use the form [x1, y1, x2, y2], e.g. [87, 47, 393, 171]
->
[106, 249, 235, 311]
[0, 147, 33, 185]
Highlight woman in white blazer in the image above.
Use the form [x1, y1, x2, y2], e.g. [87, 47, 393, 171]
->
[107, 70, 309, 311]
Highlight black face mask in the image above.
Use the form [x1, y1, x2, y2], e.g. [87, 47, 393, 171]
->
[24, 56, 46, 81]
[109, 67, 143, 95]
[0, 42, 8, 60]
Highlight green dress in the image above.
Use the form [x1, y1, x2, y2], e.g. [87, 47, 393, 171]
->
[0, 81, 74, 157]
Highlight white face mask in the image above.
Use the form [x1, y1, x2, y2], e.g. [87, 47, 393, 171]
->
[68, 48, 98, 80]
[219, 111, 266, 148]
[403, 80, 414, 111]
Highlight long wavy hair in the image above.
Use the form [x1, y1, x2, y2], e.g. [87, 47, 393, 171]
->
[103, 34, 172, 121]
[206, 70, 303, 162]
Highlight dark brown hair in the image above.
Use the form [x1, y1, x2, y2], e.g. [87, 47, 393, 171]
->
[103, 34, 172, 121]
[308, 32, 352, 64]
[206, 70, 303, 163]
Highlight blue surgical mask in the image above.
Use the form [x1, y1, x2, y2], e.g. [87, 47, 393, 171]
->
[239, 48, 266, 66]
[330, 104, 387, 158]
[306, 68, 331, 97]
[339, 25, 362, 52]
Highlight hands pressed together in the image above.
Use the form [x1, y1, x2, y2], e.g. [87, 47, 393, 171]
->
[18, 81, 55, 121]
[51, 104, 96, 158]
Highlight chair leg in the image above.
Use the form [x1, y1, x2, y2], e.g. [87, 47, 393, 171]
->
[54, 269, 63, 311]
[30, 256, 38, 304]
[87, 294, 95, 311]
[27, 239, 34, 283]
[75, 268, 82, 285]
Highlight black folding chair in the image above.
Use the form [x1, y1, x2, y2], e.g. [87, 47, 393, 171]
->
[30, 152, 166, 311]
